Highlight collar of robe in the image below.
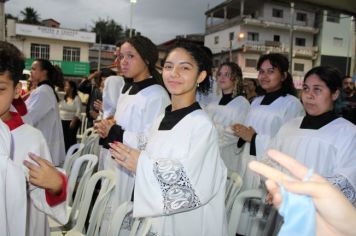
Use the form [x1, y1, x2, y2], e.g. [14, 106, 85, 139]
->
[159, 102, 201, 130]
[300, 110, 338, 130]
[260, 88, 286, 105]
[121, 77, 157, 95]
[219, 93, 233, 105]
[12, 97, 28, 116]
[38, 80, 59, 101]
[3, 112, 24, 131]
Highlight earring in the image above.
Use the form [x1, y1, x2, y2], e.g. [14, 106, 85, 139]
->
[197, 83, 200, 88]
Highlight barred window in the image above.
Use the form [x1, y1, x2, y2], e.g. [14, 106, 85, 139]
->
[31, 44, 50, 59]
[63, 47, 80, 62]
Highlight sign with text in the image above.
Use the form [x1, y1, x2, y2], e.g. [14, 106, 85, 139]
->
[16, 23, 96, 43]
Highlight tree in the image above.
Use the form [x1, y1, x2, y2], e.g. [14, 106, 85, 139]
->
[91, 18, 125, 44]
[20, 7, 41, 25]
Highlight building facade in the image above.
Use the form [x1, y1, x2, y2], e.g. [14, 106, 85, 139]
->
[204, 0, 320, 88]
[6, 19, 96, 78]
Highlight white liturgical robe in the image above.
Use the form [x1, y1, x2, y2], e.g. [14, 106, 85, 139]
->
[25, 84, 65, 166]
[0, 120, 27, 236]
[237, 95, 304, 190]
[267, 117, 356, 202]
[102, 75, 124, 119]
[11, 123, 68, 236]
[205, 95, 250, 171]
[134, 106, 228, 236]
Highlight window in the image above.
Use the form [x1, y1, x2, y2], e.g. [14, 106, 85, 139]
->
[63, 47, 80, 61]
[246, 59, 257, 68]
[296, 12, 307, 22]
[30, 44, 50, 59]
[273, 35, 280, 42]
[229, 32, 234, 41]
[248, 32, 259, 41]
[295, 37, 306, 46]
[327, 11, 340, 23]
[333, 37, 343, 47]
[214, 36, 219, 44]
[294, 63, 304, 72]
[272, 8, 283, 18]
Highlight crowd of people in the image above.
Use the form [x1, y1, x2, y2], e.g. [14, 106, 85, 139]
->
[0, 34, 356, 236]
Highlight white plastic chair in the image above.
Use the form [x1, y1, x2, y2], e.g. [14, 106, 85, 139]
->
[106, 202, 133, 236]
[50, 154, 98, 231]
[228, 188, 265, 236]
[106, 201, 153, 236]
[81, 127, 96, 144]
[63, 143, 85, 175]
[67, 154, 98, 205]
[225, 171, 243, 219]
[51, 170, 116, 236]
[76, 112, 88, 142]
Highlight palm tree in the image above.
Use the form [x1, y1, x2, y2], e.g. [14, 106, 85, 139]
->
[20, 7, 40, 25]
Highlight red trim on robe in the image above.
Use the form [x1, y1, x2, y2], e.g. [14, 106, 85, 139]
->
[12, 97, 28, 116]
[45, 172, 68, 207]
[3, 112, 24, 131]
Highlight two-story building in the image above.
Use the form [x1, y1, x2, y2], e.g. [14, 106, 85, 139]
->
[6, 18, 96, 79]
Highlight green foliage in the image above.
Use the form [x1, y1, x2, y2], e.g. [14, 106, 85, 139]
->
[91, 18, 126, 44]
[20, 7, 41, 25]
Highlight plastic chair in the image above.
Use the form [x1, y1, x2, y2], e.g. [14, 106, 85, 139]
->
[76, 112, 88, 143]
[80, 133, 100, 157]
[228, 188, 265, 236]
[106, 202, 153, 236]
[81, 127, 96, 144]
[63, 143, 85, 175]
[106, 202, 133, 236]
[50, 154, 98, 231]
[225, 171, 243, 219]
[51, 170, 116, 236]
[67, 154, 98, 205]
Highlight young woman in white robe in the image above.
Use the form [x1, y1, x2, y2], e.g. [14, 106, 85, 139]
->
[205, 62, 250, 171]
[0, 120, 26, 236]
[232, 53, 305, 191]
[25, 59, 65, 166]
[267, 66, 356, 204]
[95, 36, 170, 234]
[110, 43, 228, 236]
[0, 41, 68, 236]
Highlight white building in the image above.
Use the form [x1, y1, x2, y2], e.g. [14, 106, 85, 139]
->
[6, 18, 96, 78]
[315, 11, 355, 76]
[204, 0, 318, 88]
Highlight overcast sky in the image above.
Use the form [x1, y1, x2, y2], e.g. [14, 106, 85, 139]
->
[5, 0, 222, 44]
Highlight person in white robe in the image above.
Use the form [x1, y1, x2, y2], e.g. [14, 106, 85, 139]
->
[205, 62, 250, 171]
[95, 36, 170, 235]
[0, 120, 26, 236]
[110, 42, 228, 236]
[0, 42, 68, 236]
[266, 66, 356, 203]
[25, 59, 65, 166]
[232, 53, 304, 192]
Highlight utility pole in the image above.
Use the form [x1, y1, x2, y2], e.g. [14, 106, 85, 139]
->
[0, 0, 9, 41]
[289, 2, 295, 71]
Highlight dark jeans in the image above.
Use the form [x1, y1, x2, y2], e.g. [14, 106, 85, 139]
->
[62, 119, 80, 152]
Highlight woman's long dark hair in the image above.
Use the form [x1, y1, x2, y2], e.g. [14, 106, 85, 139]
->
[165, 42, 212, 94]
[257, 53, 297, 97]
[64, 80, 78, 101]
[35, 59, 64, 101]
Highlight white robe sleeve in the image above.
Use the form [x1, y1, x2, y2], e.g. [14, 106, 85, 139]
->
[103, 76, 124, 119]
[27, 132, 68, 225]
[133, 121, 226, 217]
[123, 94, 170, 149]
[255, 98, 304, 158]
[74, 96, 82, 119]
[0, 121, 27, 236]
[25, 88, 53, 126]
